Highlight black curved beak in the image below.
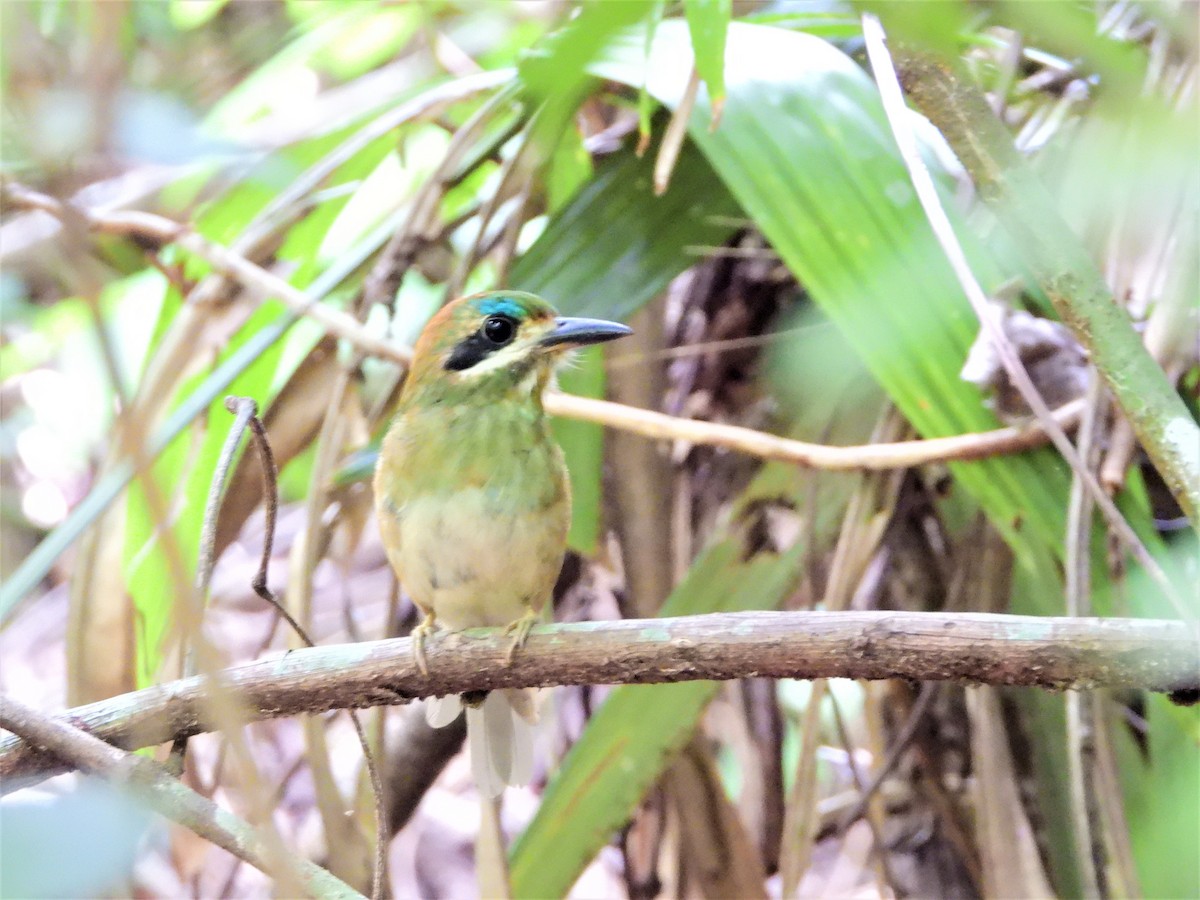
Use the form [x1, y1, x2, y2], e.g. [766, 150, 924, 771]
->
[539, 316, 632, 350]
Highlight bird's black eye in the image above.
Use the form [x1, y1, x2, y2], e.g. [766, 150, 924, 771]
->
[444, 312, 520, 371]
[482, 314, 516, 346]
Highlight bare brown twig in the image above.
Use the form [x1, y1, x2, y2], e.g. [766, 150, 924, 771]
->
[547, 393, 1083, 471]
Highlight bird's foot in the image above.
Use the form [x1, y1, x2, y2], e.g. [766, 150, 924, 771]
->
[503, 609, 538, 665]
[411, 612, 437, 675]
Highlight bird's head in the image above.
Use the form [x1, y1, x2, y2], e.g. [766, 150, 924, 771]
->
[401, 291, 631, 405]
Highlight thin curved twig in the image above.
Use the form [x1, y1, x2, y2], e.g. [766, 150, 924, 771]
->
[230, 398, 388, 900]
[545, 392, 1082, 471]
[188, 398, 258, 676]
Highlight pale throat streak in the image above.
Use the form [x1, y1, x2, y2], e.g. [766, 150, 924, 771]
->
[375, 365, 569, 633]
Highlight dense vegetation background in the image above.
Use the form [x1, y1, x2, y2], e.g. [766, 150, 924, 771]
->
[1, 1, 1196, 897]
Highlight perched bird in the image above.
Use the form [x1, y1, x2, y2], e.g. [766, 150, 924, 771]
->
[374, 291, 631, 796]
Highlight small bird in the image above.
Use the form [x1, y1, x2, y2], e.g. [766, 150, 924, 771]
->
[374, 291, 631, 796]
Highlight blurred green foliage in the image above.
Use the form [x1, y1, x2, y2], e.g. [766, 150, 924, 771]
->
[1, 0, 1196, 896]
[0, 781, 150, 898]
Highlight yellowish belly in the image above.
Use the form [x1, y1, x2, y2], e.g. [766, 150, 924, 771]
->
[385, 485, 568, 631]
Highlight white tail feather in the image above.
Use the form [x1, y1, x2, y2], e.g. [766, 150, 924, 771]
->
[424, 694, 463, 728]
[508, 712, 535, 787]
[453, 690, 537, 797]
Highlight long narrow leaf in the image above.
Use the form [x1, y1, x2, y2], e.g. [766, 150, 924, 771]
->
[683, 0, 731, 119]
[511, 494, 807, 896]
[593, 21, 1074, 574]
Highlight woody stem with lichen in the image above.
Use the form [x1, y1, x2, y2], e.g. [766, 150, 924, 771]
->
[893, 48, 1200, 527]
[2, 610, 1197, 791]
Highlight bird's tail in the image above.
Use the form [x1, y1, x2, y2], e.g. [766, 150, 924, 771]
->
[425, 689, 536, 797]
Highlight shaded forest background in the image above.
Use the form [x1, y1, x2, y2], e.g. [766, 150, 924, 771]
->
[1, 1, 1197, 898]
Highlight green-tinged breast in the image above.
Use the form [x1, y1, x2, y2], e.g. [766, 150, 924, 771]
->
[379, 391, 566, 510]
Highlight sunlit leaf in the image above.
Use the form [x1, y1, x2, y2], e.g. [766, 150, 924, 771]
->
[511, 132, 740, 322]
[168, 0, 231, 30]
[544, 121, 593, 213]
[312, 4, 422, 81]
[683, 0, 731, 119]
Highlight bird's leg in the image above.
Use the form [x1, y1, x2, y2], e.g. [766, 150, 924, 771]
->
[411, 611, 437, 675]
[503, 607, 539, 664]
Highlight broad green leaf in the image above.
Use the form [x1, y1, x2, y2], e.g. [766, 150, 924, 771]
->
[545, 121, 593, 214]
[593, 20, 1072, 575]
[510, 133, 740, 321]
[684, 0, 731, 117]
[1120, 693, 1200, 899]
[511, 491, 808, 897]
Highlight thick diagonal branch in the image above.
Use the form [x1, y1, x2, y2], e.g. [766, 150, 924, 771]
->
[2, 611, 1195, 791]
[891, 46, 1200, 525]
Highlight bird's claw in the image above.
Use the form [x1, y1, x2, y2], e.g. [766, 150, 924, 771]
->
[504, 610, 538, 665]
[411, 612, 436, 676]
